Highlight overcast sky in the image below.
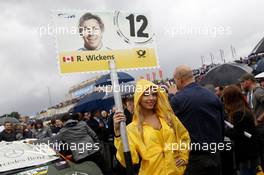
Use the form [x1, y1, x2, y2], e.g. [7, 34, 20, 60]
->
[0, 0, 263, 116]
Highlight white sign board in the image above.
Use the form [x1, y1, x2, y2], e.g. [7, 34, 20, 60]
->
[52, 10, 159, 74]
[0, 141, 58, 172]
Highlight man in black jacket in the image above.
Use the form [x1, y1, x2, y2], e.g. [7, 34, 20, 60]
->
[0, 121, 17, 142]
[169, 65, 225, 175]
[32, 113, 100, 161]
[88, 109, 108, 141]
[30, 113, 107, 173]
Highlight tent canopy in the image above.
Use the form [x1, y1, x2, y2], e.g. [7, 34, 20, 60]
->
[249, 37, 264, 56]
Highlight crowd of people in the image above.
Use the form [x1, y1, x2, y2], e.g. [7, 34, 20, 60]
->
[0, 116, 62, 141]
[0, 65, 264, 175]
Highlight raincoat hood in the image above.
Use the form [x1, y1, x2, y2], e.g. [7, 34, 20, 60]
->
[133, 79, 173, 122]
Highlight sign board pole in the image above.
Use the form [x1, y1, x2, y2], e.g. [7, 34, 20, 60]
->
[109, 60, 134, 175]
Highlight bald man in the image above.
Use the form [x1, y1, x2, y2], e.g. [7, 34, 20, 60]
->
[169, 65, 225, 175]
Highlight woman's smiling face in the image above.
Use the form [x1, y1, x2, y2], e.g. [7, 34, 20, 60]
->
[139, 87, 157, 110]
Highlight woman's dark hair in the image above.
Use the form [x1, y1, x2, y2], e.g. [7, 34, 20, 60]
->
[222, 85, 251, 122]
[4, 121, 13, 126]
[218, 86, 224, 91]
[34, 119, 43, 129]
[61, 113, 72, 123]
[51, 118, 56, 125]
[61, 112, 83, 122]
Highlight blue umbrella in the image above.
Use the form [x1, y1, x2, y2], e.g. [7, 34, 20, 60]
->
[95, 72, 134, 87]
[103, 83, 135, 99]
[71, 83, 135, 113]
[72, 91, 114, 113]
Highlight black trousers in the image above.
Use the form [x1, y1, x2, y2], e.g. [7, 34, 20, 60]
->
[184, 151, 222, 175]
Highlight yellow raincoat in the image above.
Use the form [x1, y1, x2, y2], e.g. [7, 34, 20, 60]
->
[115, 79, 190, 175]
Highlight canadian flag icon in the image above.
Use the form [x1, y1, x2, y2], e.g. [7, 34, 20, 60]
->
[63, 56, 74, 63]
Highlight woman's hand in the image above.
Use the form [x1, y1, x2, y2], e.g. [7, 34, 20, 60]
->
[99, 122, 104, 128]
[113, 111, 126, 137]
[168, 84, 178, 95]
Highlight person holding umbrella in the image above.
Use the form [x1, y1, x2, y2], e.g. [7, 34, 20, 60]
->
[113, 79, 190, 175]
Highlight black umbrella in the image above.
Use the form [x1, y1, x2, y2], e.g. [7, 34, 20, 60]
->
[0, 117, 20, 125]
[200, 63, 252, 86]
[95, 72, 134, 87]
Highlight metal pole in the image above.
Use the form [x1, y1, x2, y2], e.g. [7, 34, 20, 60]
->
[210, 53, 214, 65]
[109, 60, 134, 175]
[231, 45, 234, 59]
[233, 47, 237, 57]
[220, 49, 223, 63]
[47, 86, 52, 107]
[201, 56, 204, 66]
[222, 49, 226, 63]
